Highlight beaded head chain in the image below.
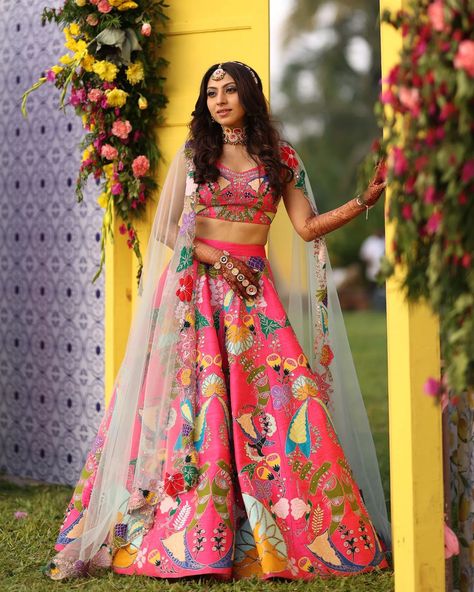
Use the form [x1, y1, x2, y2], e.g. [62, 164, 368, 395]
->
[210, 62, 259, 85]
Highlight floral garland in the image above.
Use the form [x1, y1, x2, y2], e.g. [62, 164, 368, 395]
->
[376, 0, 474, 396]
[22, 0, 169, 281]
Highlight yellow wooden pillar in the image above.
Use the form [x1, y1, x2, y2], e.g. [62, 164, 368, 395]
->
[105, 0, 270, 401]
[380, 1, 445, 590]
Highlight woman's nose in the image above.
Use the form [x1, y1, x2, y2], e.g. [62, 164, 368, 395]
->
[216, 90, 227, 105]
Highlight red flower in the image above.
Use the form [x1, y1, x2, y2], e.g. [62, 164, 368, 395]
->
[320, 344, 334, 367]
[461, 159, 474, 183]
[164, 472, 185, 497]
[402, 204, 413, 220]
[280, 145, 298, 170]
[461, 253, 471, 268]
[119, 224, 127, 235]
[439, 102, 457, 121]
[176, 275, 193, 302]
[405, 177, 416, 194]
[415, 155, 429, 172]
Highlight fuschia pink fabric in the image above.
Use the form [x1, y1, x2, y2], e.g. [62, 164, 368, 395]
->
[54, 238, 388, 580]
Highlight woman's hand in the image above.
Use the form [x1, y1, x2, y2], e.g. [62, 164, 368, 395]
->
[193, 240, 260, 300]
[218, 253, 261, 300]
[361, 160, 387, 207]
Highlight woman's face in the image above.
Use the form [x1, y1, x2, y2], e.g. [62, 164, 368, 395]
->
[206, 72, 246, 128]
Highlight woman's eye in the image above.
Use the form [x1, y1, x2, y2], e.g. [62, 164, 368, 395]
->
[207, 91, 216, 98]
[226, 87, 237, 93]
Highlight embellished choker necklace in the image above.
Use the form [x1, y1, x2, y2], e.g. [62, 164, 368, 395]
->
[222, 126, 247, 145]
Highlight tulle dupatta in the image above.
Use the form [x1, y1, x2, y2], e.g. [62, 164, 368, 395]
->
[48, 141, 390, 579]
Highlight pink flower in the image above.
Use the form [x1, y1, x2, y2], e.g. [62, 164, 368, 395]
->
[86, 14, 99, 26]
[424, 377, 441, 397]
[132, 155, 150, 178]
[111, 182, 123, 195]
[89, 0, 99, 4]
[97, 0, 112, 13]
[141, 22, 151, 36]
[428, 0, 446, 32]
[101, 144, 118, 160]
[14, 511, 28, 519]
[392, 147, 408, 175]
[111, 120, 132, 140]
[399, 86, 420, 115]
[46, 69, 56, 82]
[454, 40, 474, 77]
[119, 224, 127, 235]
[402, 204, 413, 220]
[88, 88, 102, 103]
[380, 89, 396, 105]
[272, 498, 289, 519]
[426, 211, 443, 234]
[424, 186, 436, 204]
[461, 159, 474, 183]
[70, 88, 86, 107]
[444, 523, 460, 559]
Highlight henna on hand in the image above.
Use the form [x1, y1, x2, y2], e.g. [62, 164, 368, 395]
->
[304, 161, 386, 240]
[193, 240, 260, 300]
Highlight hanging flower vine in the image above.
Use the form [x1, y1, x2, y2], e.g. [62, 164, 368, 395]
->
[375, 0, 474, 397]
[22, 0, 169, 281]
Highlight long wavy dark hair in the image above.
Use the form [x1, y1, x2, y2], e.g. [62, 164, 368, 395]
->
[188, 61, 293, 196]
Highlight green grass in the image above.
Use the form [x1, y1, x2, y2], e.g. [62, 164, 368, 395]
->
[0, 311, 393, 591]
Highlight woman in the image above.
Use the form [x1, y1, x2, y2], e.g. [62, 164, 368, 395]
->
[46, 61, 389, 581]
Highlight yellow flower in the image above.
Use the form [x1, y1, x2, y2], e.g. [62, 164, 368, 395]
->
[97, 192, 109, 209]
[125, 62, 144, 85]
[70, 23, 81, 35]
[73, 39, 88, 61]
[118, 1, 138, 10]
[138, 95, 148, 110]
[51, 65, 63, 74]
[75, 0, 87, 5]
[81, 114, 88, 127]
[65, 37, 77, 51]
[92, 60, 118, 82]
[82, 147, 92, 161]
[59, 54, 74, 65]
[109, 0, 138, 8]
[105, 88, 128, 107]
[81, 54, 95, 72]
[103, 164, 115, 179]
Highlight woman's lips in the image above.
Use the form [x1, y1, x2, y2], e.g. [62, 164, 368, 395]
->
[217, 109, 231, 117]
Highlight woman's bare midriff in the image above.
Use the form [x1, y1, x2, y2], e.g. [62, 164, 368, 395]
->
[195, 216, 270, 245]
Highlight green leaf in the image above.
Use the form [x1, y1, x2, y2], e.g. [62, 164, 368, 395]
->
[176, 246, 193, 272]
[240, 463, 257, 479]
[195, 310, 210, 330]
[257, 313, 282, 338]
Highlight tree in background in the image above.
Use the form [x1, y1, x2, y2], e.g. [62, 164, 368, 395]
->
[276, 0, 383, 267]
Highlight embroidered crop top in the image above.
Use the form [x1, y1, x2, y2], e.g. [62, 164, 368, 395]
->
[195, 162, 280, 225]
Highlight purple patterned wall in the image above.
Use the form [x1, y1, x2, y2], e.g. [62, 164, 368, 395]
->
[0, 0, 105, 485]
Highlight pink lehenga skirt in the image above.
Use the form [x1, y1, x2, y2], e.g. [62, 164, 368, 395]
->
[52, 238, 388, 580]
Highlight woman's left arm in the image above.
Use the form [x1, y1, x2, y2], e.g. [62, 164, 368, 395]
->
[283, 162, 386, 242]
